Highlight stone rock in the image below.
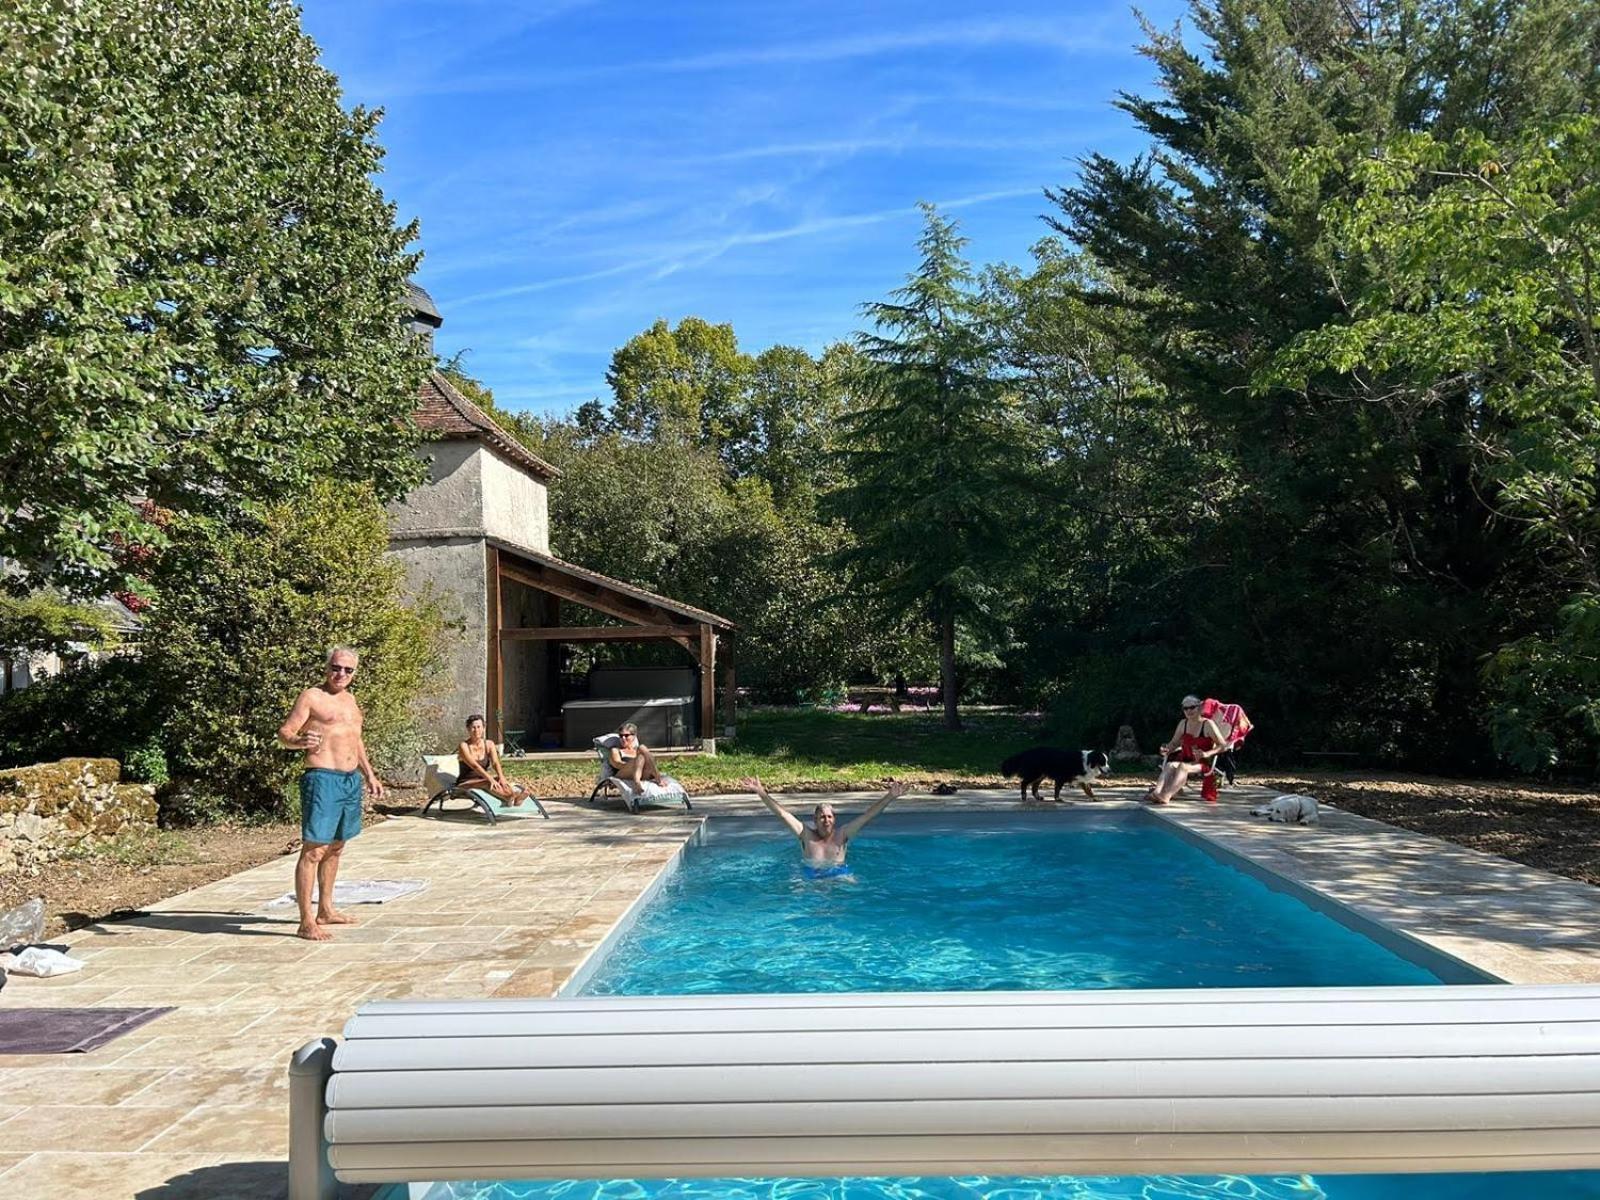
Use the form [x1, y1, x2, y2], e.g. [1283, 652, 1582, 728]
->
[12, 813, 46, 842]
[1113, 725, 1142, 761]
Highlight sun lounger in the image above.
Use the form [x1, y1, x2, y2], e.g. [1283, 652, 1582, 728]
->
[588, 733, 691, 814]
[420, 754, 547, 823]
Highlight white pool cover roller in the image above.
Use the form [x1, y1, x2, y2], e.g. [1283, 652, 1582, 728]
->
[296, 984, 1600, 1193]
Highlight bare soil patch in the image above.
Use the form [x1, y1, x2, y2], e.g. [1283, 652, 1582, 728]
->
[1258, 770, 1600, 888]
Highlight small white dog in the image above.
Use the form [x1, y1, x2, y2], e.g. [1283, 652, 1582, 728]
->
[1250, 794, 1320, 825]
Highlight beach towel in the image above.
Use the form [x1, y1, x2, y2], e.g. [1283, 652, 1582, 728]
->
[264, 879, 428, 910]
[0, 1007, 173, 1054]
[1200, 698, 1253, 748]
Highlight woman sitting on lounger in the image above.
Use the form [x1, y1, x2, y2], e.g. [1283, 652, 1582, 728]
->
[457, 715, 534, 807]
[608, 722, 685, 799]
[1144, 694, 1231, 805]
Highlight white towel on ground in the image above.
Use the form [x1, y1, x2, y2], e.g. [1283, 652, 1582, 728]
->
[263, 879, 428, 910]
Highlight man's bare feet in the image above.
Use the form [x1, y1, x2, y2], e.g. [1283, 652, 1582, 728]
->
[316, 909, 359, 926]
[298, 921, 332, 941]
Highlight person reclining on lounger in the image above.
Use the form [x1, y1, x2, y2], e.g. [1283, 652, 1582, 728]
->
[742, 776, 910, 878]
[457, 715, 535, 807]
[608, 722, 683, 800]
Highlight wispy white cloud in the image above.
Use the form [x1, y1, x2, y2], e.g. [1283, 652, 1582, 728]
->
[337, 16, 1116, 98]
[649, 19, 1116, 72]
[453, 186, 1042, 307]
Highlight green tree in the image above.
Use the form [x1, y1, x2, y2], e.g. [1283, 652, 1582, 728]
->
[1269, 117, 1600, 768]
[1041, 0, 1600, 766]
[606, 318, 752, 449]
[144, 482, 445, 817]
[831, 205, 1028, 730]
[0, 0, 428, 597]
[0, 593, 121, 657]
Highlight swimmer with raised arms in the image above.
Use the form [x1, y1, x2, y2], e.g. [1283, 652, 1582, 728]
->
[742, 776, 909, 878]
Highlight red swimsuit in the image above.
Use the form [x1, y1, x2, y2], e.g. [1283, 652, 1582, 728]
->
[1178, 725, 1220, 802]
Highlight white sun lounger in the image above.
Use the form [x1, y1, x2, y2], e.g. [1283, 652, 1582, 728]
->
[587, 733, 690, 814]
[289, 983, 1600, 1197]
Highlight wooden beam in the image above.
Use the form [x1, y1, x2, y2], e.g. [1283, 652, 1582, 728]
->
[486, 545, 503, 741]
[698, 624, 716, 744]
[500, 624, 698, 642]
[497, 561, 667, 628]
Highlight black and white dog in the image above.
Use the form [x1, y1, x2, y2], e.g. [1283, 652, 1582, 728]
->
[1000, 747, 1112, 802]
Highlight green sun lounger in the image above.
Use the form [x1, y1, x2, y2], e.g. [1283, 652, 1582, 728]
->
[420, 754, 548, 823]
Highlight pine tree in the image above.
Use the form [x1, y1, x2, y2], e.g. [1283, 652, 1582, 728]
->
[831, 206, 1028, 730]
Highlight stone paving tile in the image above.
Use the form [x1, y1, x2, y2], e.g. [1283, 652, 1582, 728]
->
[0, 1103, 197, 1151]
[0, 1066, 178, 1105]
[143, 1101, 290, 1156]
[0, 1152, 235, 1197]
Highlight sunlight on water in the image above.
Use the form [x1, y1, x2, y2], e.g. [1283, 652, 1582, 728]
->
[583, 817, 1442, 994]
[410, 1169, 1600, 1199]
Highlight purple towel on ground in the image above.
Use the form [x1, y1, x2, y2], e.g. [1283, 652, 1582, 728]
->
[0, 1006, 173, 1054]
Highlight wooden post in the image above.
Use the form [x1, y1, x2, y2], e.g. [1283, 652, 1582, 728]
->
[698, 623, 716, 749]
[721, 633, 736, 738]
[486, 544, 503, 742]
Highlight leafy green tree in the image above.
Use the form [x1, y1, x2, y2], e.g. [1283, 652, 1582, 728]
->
[1269, 116, 1600, 768]
[606, 318, 752, 449]
[144, 482, 445, 817]
[0, 593, 122, 657]
[1041, 0, 1600, 767]
[831, 205, 1029, 730]
[0, 0, 428, 597]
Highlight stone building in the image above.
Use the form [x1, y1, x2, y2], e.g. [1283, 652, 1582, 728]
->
[390, 286, 735, 752]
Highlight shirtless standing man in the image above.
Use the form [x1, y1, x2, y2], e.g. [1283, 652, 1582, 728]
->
[278, 646, 384, 940]
[743, 776, 909, 878]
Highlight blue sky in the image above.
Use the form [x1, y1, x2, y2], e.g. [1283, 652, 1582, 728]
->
[300, 0, 1188, 415]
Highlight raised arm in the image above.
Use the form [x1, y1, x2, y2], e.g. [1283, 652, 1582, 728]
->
[841, 781, 909, 841]
[741, 776, 804, 837]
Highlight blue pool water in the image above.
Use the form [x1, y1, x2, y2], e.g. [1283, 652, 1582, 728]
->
[391, 814, 1599, 1200]
[582, 814, 1447, 994]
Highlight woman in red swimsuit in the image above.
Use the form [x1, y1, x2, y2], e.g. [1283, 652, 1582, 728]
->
[1144, 694, 1231, 805]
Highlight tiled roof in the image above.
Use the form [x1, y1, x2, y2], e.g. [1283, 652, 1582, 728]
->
[491, 539, 735, 629]
[416, 370, 560, 481]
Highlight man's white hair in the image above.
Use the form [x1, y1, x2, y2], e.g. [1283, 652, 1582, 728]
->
[327, 645, 360, 665]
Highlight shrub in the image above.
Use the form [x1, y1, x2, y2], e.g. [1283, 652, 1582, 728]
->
[0, 656, 163, 768]
[121, 738, 170, 788]
[142, 481, 446, 817]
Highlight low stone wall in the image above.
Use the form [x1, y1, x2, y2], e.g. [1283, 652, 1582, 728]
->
[0, 757, 157, 876]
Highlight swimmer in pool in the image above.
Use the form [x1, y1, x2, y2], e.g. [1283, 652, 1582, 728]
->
[741, 776, 909, 877]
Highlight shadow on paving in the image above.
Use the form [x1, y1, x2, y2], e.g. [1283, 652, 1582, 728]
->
[72, 910, 302, 937]
[136, 1160, 384, 1200]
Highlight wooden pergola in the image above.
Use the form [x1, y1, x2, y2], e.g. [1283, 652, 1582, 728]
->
[484, 541, 735, 747]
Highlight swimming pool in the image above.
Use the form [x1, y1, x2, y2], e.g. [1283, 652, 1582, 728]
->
[578, 811, 1466, 994]
[380, 811, 1600, 1200]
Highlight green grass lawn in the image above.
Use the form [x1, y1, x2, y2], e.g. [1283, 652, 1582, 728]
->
[504, 706, 1048, 797]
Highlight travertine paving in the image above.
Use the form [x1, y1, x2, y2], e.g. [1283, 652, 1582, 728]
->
[1, 785, 1596, 1199]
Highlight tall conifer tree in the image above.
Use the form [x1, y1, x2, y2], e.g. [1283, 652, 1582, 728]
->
[832, 206, 1027, 730]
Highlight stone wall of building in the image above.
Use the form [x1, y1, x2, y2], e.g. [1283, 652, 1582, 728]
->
[0, 758, 157, 876]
